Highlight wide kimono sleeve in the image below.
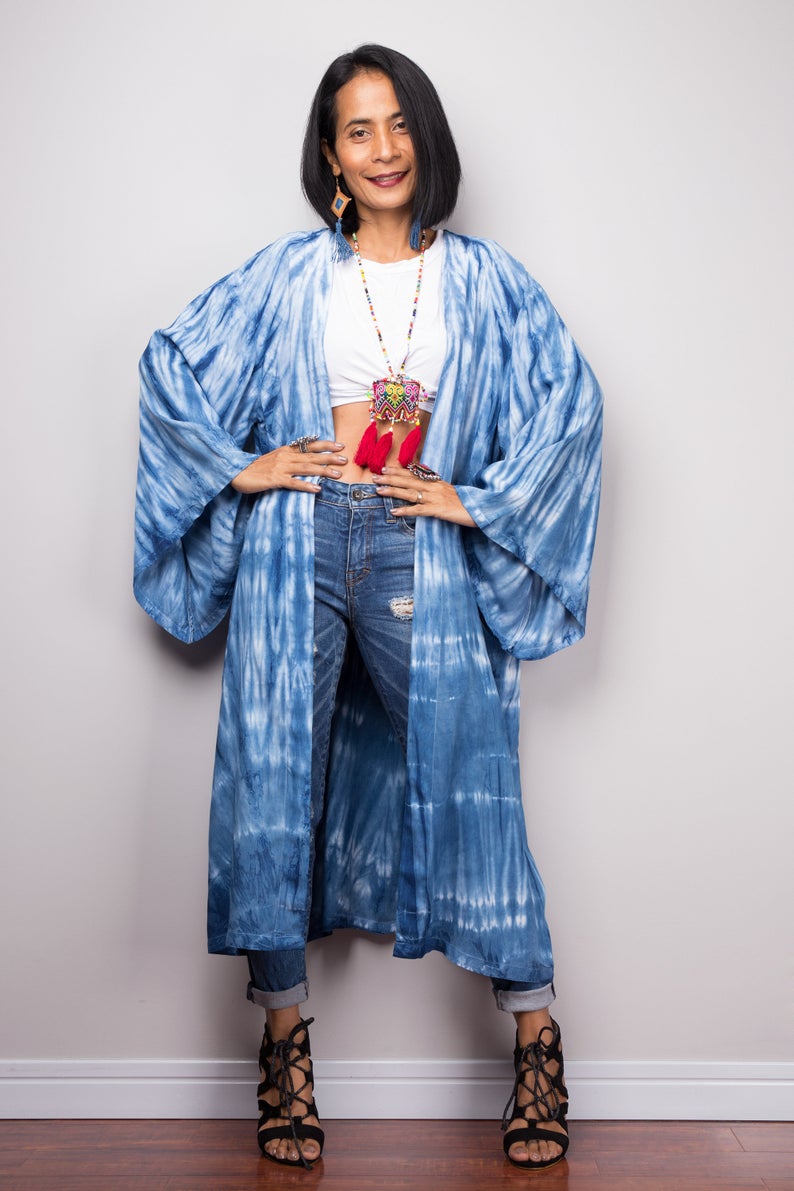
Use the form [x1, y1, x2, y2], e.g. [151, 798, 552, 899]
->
[456, 280, 603, 659]
[134, 263, 274, 643]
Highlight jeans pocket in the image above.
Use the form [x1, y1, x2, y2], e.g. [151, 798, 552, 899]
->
[388, 500, 417, 537]
[397, 517, 416, 538]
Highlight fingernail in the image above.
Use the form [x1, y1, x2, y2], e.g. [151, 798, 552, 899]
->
[330, 470, 341, 477]
[338, 456, 348, 463]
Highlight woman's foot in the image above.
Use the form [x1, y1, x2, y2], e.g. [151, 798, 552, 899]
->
[502, 1010, 569, 1169]
[257, 1009, 324, 1167]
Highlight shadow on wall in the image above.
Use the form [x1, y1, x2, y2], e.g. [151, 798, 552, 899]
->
[149, 615, 229, 668]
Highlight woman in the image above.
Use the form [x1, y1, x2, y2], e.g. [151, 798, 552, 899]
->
[134, 45, 602, 1172]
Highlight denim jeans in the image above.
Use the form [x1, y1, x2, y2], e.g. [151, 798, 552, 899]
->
[246, 480, 554, 1014]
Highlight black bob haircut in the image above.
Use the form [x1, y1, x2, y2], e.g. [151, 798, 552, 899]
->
[301, 44, 461, 236]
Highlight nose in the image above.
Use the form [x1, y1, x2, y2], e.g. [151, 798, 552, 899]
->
[371, 127, 399, 162]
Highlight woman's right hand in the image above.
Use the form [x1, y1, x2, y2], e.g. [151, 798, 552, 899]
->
[230, 440, 347, 494]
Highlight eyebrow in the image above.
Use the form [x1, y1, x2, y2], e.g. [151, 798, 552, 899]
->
[342, 110, 403, 130]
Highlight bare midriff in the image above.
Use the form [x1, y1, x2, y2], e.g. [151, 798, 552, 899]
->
[332, 400, 432, 484]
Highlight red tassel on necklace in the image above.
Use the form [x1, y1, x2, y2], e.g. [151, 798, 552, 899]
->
[397, 424, 422, 468]
[369, 430, 393, 475]
[353, 421, 378, 467]
[354, 420, 422, 473]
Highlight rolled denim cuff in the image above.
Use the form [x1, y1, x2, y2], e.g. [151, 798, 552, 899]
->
[246, 979, 309, 1009]
[491, 981, 555, 1013]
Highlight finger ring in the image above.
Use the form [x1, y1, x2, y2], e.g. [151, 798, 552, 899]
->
[407, 463, 441, 482]
[289, 434, 319, 453]
[416, 490, 423, 503]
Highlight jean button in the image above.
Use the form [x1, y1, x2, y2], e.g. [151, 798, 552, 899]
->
[352, 488, 364, 501]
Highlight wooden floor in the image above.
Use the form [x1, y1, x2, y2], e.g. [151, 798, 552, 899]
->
[0, 1120, 792, 1189]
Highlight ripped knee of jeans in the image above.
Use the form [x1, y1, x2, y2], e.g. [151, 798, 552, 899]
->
[389, 595, 414, 621]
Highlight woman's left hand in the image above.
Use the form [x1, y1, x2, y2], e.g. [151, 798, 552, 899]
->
[375, 466, 476, 527]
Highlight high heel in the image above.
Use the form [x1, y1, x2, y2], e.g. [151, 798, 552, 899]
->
[501, 1017, 569, 1170]
[256, 1016, 324, 1168]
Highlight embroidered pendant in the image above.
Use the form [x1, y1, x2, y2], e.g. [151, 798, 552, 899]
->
[372, 377, 422, 421]
[353, 375, 426, 473]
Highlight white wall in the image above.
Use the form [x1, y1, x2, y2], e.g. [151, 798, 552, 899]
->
[1, 0, 792, 1113]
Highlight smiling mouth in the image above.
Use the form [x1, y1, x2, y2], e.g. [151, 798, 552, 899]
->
[367, 172, 409, 188]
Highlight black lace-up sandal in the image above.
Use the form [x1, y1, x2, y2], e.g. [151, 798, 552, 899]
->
[501, 1017, 569, 1170]
[256, 1016, 324, 1169]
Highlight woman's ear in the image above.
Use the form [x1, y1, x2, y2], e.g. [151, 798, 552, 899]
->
[321, 139, 339, 173]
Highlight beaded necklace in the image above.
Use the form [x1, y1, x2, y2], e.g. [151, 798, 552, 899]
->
[351, 230, 428, 474]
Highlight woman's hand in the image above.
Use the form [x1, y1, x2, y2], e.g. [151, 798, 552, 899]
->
[231, 440, 347, 494]
[375, 465, 476, 527]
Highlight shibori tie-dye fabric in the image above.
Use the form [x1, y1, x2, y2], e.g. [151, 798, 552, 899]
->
[134, 229, 602, 983]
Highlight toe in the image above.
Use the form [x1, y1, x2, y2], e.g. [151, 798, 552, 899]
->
[534, 1139, 561, 1165]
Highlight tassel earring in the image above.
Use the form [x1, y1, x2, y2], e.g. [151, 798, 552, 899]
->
[330, 175, 353, 261]
[409, 216, 423, 251]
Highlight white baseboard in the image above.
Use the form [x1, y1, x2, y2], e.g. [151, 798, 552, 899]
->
[1, 1059, 791, 1120]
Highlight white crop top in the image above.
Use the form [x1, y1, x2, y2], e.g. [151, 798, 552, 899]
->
[324, 230, 446, 413]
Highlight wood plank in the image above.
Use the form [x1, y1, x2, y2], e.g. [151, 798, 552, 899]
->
[733, 1124, 794, 1152]
[574, 1121, 744, 1152]
[0, 1119, 204, 1151]
[595, 1152, 794, 1178]
[4, 1181, 169, 1191]
[569, 1182, 766, 1191]
[0, 1153, 27, 1170]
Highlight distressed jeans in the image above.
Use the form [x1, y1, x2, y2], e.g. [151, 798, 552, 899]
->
[247, 480, 554, 1014]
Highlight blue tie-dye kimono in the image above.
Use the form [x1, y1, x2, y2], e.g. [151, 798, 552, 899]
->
[134, 228, 602, 983]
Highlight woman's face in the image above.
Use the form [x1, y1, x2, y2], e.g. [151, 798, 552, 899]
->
[322, 70, 417, 226]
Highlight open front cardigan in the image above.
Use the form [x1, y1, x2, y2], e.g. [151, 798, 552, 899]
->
[134, 229, 602, 982]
